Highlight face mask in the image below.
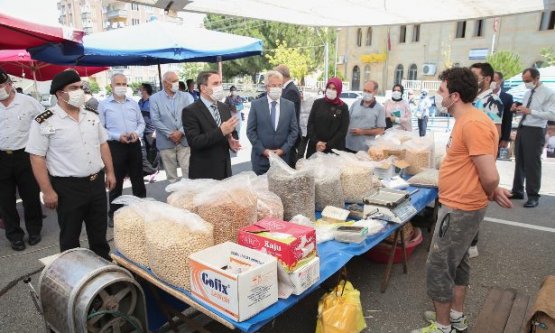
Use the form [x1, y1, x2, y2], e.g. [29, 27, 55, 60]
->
[392, 91, 402, 100]
[525, 82, 536, 90]
[362, 92, 374, 101]
[210, 85, 224, 101]
[435, 93, 455, 113]
[63, 89, 86, 108]
[489, 81, 498, 92]
[0, 86, 10, 101]
[325, 89, 337, 100]
[268, 87, 282, 100]
[170, 81, 179, 93]
[114, 86, 127, 97]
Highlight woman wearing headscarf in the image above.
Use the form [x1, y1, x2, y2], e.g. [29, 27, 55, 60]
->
[384, 84, 412, 131]
[306, 78, 350, 157]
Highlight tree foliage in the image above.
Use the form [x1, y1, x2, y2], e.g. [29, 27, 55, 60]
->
[540, 47, 555, 67]
[88, 79, 100, 94]
[265, 40, 311, 82]
[486, 50, 523, 79]
[180, 62, 210, 82]
[203, 15, 335, 80]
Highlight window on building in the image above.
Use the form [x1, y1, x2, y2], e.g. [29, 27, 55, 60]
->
[365, 27, 372, 46]
[394, 64, 404, 85]
[399, 25, 407, 43]
[408, 64, 418, 80]
[352, 66, 361, 91]
[356, 28, 362, 47]
[132, 18, 140, 25]
[456, 21, 467, 38]
[453, 62, 461, 67]
[412, 24, 420, 42]
[131, 3, 140, 11]
[364, 65, 371, 82]
[539, 10, 555, 30]
[474, 19, 484, 37]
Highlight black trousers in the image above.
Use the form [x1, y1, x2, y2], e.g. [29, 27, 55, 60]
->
[512, 126, 546, 199]
[296, 136, 309, 160]
[51, 171, 110, 260]
[108, 141, 146, 216]
[418, 116, 428, 137]
[0, 150, 42, 242]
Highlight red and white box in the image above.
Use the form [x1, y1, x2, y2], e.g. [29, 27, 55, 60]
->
[238, 218, 317, 273]
[189, 242, 278, 322]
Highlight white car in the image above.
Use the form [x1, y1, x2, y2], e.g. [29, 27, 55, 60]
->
[339, 91, 362, 108]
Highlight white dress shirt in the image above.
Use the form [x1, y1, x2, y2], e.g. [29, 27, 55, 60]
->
[0, 93, 43, 150]
[522, 83, 555, 128]
[26, 104, 108, 177]
[267, 95, 280, 130]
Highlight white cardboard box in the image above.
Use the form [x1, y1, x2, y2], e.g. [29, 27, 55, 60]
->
[189, 242, 278, 322]
[289, 256, 320, 295]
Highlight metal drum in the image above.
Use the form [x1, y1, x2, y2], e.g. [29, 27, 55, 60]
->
[39, 248, 148, 333]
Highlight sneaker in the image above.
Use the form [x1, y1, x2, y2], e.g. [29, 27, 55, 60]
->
[468, 245, 479, 258]
[424, 311, 468, 331]
[410, 322, 456, 333]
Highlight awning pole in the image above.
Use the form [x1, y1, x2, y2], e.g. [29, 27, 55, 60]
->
[157, 61, 162, 90]
[217, 56, 223, 79]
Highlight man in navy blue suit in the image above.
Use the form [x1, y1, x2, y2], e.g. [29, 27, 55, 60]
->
[493, 71, 514, 150]
[247, 70, 299, 175]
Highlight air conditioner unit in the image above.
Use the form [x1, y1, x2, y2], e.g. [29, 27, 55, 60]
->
[336, 55, 345, 65]
[422, 63, 437, 76]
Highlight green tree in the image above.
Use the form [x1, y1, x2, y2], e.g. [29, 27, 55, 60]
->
[203, 15, 335, 80]
[266, 41, 311, 82]
[105, 84, 112, 94]
[129, 82, 142, 93]
[540, 47, 555, 66]
[180, 63, 209, 82]
[88, 79, 100, 94]
[486, 50, 523, 78]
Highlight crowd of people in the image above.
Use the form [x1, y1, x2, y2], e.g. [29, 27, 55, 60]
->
[0, 59, 554, 332]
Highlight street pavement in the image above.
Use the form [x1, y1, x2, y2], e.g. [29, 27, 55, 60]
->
[1, 120, 554, 332]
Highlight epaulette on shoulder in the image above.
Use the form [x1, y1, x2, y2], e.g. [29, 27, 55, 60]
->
[35, 110, 54, 124]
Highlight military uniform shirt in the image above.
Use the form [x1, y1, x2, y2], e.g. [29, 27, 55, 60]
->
[25, 104, 108, 177]
[0, 93, 43, 150]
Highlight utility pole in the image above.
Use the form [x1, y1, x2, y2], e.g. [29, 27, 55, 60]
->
[324, 42, 329, 83]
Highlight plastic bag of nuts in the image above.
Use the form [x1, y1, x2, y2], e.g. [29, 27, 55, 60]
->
[298, 153, 344, 211]
[267, 152, 316, 220]
[332, 150, 374, 204]
[165, 178, 218, 212]
[143, 202, 213, 290]
[404, 136, 435, 175]
[193, 173, 258, 245]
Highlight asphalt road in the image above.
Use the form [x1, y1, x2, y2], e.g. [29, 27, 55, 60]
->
[1, 152, 554, 333]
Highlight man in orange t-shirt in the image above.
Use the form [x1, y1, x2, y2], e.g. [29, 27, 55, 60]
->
[411, 67, 512, 333]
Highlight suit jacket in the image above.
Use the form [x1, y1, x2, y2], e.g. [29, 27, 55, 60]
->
[499, 91, 514, 142]
[182, 99, 235, 180]
[149, 90, 194, 149]
[247, 97, 299, 175]
[283, 81, 301, 124]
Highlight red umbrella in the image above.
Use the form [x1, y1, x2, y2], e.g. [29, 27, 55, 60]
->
[0, 11, 83, 49]
[0, 50, 108, 81]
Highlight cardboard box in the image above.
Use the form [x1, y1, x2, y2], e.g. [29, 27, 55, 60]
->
[189, 242, 278, 322]
[321, 206, 350, 223]
[289, 256, 320, 295]
[238, 218, 317, 273]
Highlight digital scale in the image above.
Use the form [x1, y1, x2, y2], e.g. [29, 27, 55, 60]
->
[362, 188, 418, 224]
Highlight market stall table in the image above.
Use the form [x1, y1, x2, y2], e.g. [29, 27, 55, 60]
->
[111, 186, 437, 333]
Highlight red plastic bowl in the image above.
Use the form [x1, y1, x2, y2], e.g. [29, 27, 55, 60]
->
[365, 227, 423, 264]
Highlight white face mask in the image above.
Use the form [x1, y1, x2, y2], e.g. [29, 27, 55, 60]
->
[525, 82, 536, 90]
[489, 81, 498, 92]
[392, 91, 402, 100]
[63, 89, 86, 108]
[170, 81, 179, 93]
[363, 92, 374, 101]
[113, 86, 127, 97]
[210, 85, 224, 101]
[435, 93, 455, 113]
[0, 86, 10, 101]
[268, 87, 282, 100]
[325, 89, 337, 100]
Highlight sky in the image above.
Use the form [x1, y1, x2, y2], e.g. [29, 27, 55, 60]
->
[0, 0, 205, 27]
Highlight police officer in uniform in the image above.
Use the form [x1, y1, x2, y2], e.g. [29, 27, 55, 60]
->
[0, 69, 43, 251]
[26, 70, 116, 260]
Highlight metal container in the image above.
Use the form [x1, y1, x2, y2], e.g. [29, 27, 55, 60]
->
[39, 248, 147, 333]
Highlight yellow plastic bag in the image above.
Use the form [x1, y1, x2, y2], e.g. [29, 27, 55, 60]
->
[315, 280, 367, 333]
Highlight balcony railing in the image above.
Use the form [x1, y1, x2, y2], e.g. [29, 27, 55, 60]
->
[402, 80, 441, 92]
[106, 9, 128, 20]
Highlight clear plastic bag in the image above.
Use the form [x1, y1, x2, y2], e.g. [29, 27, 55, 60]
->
[403, 135, 435, 175]
[331, 151, 374, 204]
[193, 173, 258, 244]
[165, 178, 218, 212]
[268, 152, 316, 220]
[368, 133, 406, 161]
[143, 201, 214, 290]
[299, 154, 345, 211]
[407, 168, 439, 187]
[256, 190, 284, 220]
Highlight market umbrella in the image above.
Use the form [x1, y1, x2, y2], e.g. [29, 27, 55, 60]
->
[29, 20, 263, 67]
[0, 11, 83, 49]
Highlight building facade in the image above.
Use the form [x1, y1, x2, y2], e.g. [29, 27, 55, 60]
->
[337, 8, 555, 93]
[57, 0, 184, 90]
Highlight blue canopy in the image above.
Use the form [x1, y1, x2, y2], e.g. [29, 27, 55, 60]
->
[29, 21, 263, 66]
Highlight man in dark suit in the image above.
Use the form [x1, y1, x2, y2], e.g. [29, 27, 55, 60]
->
[493, 71, 514, 150]
[182, 71, 240, 180]
[274, 65, 301, 166]
[247, 70, 299, 175]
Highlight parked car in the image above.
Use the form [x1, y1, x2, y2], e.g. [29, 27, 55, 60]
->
[339, 90, 362, 108]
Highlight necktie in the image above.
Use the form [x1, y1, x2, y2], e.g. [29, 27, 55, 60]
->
[270, 101, 277, 130]
[519, 88, 536, 127]
[210, 104, 221, 126]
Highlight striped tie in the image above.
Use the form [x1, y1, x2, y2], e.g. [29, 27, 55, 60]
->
[210, 104, 221, 126]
